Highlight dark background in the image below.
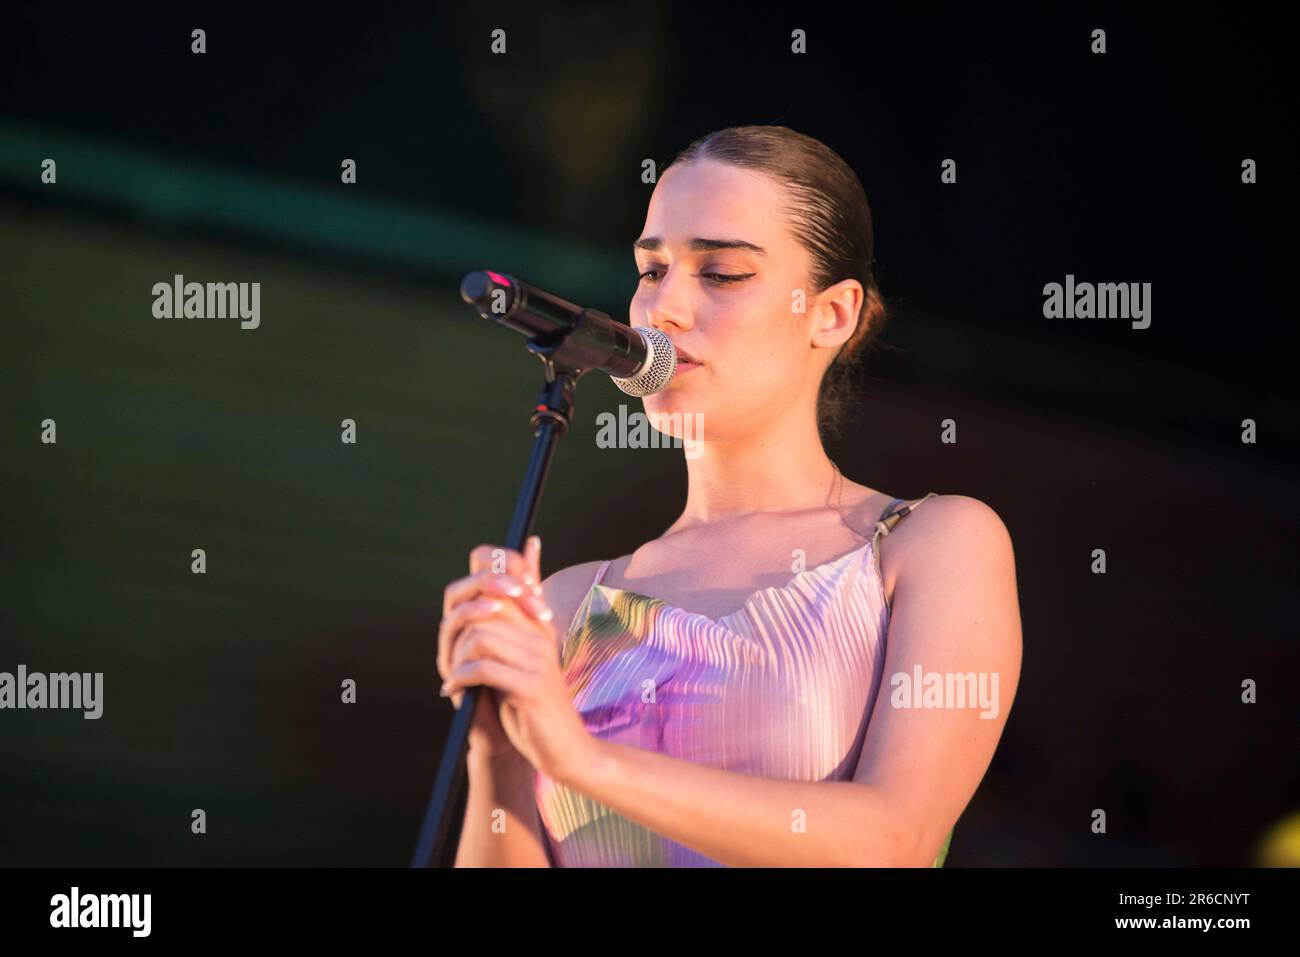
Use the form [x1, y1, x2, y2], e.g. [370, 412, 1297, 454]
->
[1, 2, 1296, 866]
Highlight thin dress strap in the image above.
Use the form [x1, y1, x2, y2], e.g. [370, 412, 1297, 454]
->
[560, 559, 616, 655]
[873, 492, 940, 540]
[869, 492, 940, 603]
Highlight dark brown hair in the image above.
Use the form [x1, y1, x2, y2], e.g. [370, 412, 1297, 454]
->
[666, 125, 888, 442]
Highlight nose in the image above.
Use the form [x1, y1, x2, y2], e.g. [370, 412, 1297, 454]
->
[632, 257, 697, 333]
[641, 284, 694, 334]
[646, 308, 680, 335]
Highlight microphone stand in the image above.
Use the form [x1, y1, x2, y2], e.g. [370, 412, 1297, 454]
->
[410, 333, 587, 868]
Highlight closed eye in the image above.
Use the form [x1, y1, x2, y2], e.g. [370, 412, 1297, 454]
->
[638, 268, 754, 285]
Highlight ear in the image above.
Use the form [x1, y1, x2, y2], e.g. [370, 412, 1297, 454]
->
[809, 277, 864, 352]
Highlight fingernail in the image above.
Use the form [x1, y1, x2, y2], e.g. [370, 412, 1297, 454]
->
[439, 682, 450, 697]
[504, 582, 523, 597]
[538, 607, 554, 623]
[528, 535, 540, 552]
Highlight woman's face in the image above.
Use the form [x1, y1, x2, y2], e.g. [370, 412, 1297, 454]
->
[631, 158, 851, 444]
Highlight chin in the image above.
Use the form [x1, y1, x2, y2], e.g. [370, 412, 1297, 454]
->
[644, 389, 694, 417]
[642, 392, 708, 445]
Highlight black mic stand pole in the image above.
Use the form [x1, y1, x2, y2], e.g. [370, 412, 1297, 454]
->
[410, 334, 588, 868]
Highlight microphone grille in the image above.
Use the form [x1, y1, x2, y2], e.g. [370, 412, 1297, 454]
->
[612, 328, 678, 397]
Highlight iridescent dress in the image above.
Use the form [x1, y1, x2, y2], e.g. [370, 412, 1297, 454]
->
[535, 494, 952, 867]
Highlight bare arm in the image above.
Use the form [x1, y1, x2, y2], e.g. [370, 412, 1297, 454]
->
[568, 742, 922, 866]
[454, 748, 551, 867]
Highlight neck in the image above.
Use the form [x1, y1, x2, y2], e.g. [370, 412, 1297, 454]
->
[668, 404, 837, 531]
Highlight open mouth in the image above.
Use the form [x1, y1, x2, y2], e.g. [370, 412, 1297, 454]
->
[671, 344, 702, 369]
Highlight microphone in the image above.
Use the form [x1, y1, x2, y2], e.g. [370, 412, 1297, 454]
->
[459, 270, 677, 396]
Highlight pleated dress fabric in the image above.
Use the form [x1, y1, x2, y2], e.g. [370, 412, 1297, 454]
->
[534, 493, 952, 867]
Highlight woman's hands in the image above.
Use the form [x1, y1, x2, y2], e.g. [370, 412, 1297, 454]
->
[437, 536, 596, 784]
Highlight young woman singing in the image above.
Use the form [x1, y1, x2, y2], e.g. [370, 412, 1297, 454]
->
[438, 125, 1023, 867]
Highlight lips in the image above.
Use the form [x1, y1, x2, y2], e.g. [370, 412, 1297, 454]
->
[672, 359, 701, 380]
[671, 343, 702, 365]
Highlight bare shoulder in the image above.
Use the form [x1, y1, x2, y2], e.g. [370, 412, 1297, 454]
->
[540, 559, 608, 641]
[878, 494, 1017, 597]
[907, 493, 1013, 546]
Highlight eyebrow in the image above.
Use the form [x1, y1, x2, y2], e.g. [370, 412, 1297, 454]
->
[633, 237, 768, 258]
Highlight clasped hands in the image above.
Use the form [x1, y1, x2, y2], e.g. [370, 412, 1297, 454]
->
[437, 536, 596, 784]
